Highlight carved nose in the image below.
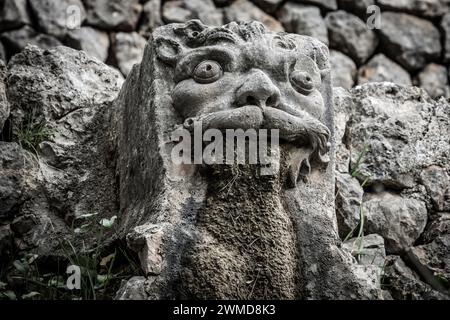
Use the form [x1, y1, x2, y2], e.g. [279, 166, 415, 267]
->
[236, 69, 281, 108]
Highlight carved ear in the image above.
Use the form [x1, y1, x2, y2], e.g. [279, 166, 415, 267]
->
[154, 37, 182, 66]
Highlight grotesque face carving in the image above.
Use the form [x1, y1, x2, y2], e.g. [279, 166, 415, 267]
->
[156, 20, 331, 180]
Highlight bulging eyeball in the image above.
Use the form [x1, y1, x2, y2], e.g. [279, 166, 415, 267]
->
[193, 60, 223, 84]
[290, 71, 315, 95]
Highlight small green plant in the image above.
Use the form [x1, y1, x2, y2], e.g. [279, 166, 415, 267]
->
[351, 143, 369, 178]
[0, 214, 141, 300]
[16, 110, 53, 154]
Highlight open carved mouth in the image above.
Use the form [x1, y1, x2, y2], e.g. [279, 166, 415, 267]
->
[182, 104, 331, 164]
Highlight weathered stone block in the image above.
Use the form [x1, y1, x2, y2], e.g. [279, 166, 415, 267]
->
[113, 20, 381, 299]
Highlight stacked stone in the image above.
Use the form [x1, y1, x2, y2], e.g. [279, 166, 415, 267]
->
[1, 0, 450, 300]
[0, 0, 449, 97]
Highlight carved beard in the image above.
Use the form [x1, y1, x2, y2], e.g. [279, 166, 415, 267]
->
[182, 145, 300, 299]
[183, 104, 331, 187]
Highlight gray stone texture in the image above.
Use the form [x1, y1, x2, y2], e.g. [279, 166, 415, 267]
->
[416, 63, 450, 99]
[277, 3, 328, 45]
[112, 20, 381, 300]
[325, 11, 378, 65]
[29, 0, 86, 40]
[357, 54, 412, 86]
[378, 12, 441, 71]
[330, 50, 356, 89]
[84, 0, 142, 31]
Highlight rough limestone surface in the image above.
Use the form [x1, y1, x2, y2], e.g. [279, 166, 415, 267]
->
[384, 255, 448, 300]
[28, 0, 86, 40]
[163, 0, 224, 26]
[357, 54, 412, 86]
[0, 60, 8, 132]
[333, 87, 353, 173]
[0, 42, 5, 61]
[378, 12, 441, 71]
[251, 0, 283, 14]
[337, 0, 375, 17]
[139, 0, 163, 38]
[325, 11, 378, 65]
[224, 0, 284, 32]
[330, 50, 356, 89]
[442, 13, 450, 62]
[6, 45, 123, 254]
[294, 0, 338, 11]
[0, 26, 63, 56]
[84, 0, 142, 31]
[362, 192, 428, 254]
[348, 82, 450, 191]
[335, 172, 363, 239]
[343, 234, 386, 269]
[113, 32, 147, 77]
[0, 142, 26, 219]
[416, 64, 450, 99]
[66, 27, 110, 62]
[113, 20, 381, 300]
[409, 213, 450, 290]
[377, 0, 448, 18]
[277, 3, 329, 45]
[0, 0, 31, 32]
[420, 167, 450, 212]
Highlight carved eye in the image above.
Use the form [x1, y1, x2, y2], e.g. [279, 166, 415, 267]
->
[290, 71, 315, 95]
[193, 60, 223, 84]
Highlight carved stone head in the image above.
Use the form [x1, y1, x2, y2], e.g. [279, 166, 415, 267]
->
[154, 20, 332, 184]
[115, 21, 379, 300]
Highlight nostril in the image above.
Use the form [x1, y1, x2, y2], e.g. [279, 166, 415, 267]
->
[266, 94, 279, 107]
[246, 95, 258, 106]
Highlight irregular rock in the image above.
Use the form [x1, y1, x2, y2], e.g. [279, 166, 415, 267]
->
[115, 276, 149, 300]
[0, 60, 8, 132]
[333, 87, 353, 173]
[343, 234, 386, 269]
[113, 32, 147, 77]
[251, 0, 283, 13]
[277, 3, 328, 45]
[162, 0, 224, 26]
[293, 0, 338, 10]
[0, 0, 31, 32]
[0, 224, 13, 257]
[349, 82, 450, 190]
[378, 12, 441, 71]
[325, 11, 378, 65]
[139, 0, 163, 38]
[335, 172, 363, 239]
[0, 41, 5, 61]
[66, 27, 110, 62]
[384, 255, 448, 300]
[409, 213, 450, 293]
[362, 192, 427, 254]
[84, 0, 142, 32]
[442, 13, 450, 63]
[0, 142, 25, 218]
[337, 0, 376, 17]
[224, 0, 284, 32]
[0, 26, 63, 56]
[417, 64, 450, 99]
[29, 0, 86, 40]
[330, 50, 356, 89]
[7, 45, 123, 254]
[357, 54, 412, 86]
[421, 166, 450, 212]
[377, 0, 448, 18]
[126, 223, 169, 275]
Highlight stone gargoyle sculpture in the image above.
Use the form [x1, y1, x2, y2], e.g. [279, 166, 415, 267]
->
[112, 20, 382, 299]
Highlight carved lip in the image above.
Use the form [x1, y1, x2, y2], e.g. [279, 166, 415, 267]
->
[182, 105, 330, 154]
